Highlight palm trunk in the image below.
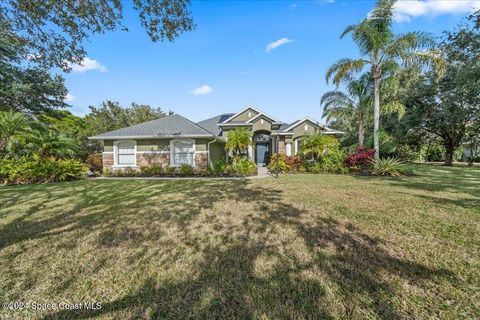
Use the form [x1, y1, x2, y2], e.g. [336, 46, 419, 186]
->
[373, 67, 381, 160]
[358, 121, 365, 148]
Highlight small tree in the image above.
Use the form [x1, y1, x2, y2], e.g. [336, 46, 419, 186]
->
[300, 134, 339, 160]
[225, 128, 252, 159]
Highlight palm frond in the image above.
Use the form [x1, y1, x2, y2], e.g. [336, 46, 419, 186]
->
[381, 100, 406, 119]
[325, 58, 369, 86]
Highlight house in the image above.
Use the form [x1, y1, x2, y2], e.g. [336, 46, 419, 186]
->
[89, 106, 342, 170]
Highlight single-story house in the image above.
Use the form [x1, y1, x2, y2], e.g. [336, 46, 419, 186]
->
[89, 106, 342, 170]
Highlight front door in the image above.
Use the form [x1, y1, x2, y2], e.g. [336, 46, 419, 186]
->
[256, 143, 269, 165]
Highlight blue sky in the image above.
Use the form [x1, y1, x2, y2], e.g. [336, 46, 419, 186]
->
[64, 0, 478, 123]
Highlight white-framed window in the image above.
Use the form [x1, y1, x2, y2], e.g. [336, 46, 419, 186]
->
[296, 139, 302, 155]
[286, 143, 292, 156]
[114, 140, 136, 166]
[171, 139, 195, 167]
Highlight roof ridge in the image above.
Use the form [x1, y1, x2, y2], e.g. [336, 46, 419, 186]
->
[174, 114, 212, 134]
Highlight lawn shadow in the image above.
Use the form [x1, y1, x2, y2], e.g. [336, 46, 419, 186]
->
[0, 178, 457, 319]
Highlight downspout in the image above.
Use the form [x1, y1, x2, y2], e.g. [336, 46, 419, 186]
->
[207, 138, 217, 167]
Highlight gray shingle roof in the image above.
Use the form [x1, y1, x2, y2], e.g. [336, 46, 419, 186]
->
[196, 113, 234, 136]
[89, 114, 215, 139]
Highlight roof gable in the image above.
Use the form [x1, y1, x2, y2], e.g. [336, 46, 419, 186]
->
[282, 117, 325, 132]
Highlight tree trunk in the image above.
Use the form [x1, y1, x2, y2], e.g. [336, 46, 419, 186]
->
[358, 121, 365, 148]
[444, 145, 455, 166]
[373, 67, 381, 160]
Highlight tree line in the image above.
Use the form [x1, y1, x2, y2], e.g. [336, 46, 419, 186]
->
[322, 0, 480, 166]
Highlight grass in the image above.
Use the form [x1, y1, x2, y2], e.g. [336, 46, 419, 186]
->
[0, 164, 478, 319]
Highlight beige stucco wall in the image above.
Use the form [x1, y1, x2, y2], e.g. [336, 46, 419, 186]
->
[229, 108, 259, 122]
[292, 120, 319, 140]
[252, 117, 272, 132]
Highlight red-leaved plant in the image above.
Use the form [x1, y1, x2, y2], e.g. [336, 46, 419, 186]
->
[345, 147, 376, 169]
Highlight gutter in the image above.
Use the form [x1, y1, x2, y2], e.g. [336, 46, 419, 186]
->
[207, 138, 217, 167]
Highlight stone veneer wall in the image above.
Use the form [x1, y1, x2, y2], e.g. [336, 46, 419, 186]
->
[102, 153, 113, 168]
[102, 152, 209, 170]
[136, 153, 169, 167]
[278, 136, 286, 155]
[195, 152, 208, 169]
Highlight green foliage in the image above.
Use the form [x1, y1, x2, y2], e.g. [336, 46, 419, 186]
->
[166, 166, 177, 174]
[267, 155, 303, 173]
[26, 129, 79, 158]
[318, 148, 348, 174]
[300, 134, 340, 160]
[326, 0, 439, 159]
[0, 24, 68, 114]
[140, 164, 163, 176]
[225, 159, 257, 176]
[0, 156, 86, 185]
[208, 160, 227, 176]
[113, 167, 137, 177]
[0, 0, 194, 72]
[84, 101, 170, 137]
[102, 167, 112, 177]
[0, 111, 32, 157]
[225, 128, 252, 158]
[372, 157, 404, 177]
[179, 164, 194, 176]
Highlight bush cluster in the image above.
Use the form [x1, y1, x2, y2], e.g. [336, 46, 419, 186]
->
[103, 160, 258, 178]
[345, 147, 376, 172]
[268, 148, 348, 174]
[0, 156, 87, 185]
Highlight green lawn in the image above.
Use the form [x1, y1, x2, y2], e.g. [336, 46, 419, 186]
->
[0, 164, 479, 319]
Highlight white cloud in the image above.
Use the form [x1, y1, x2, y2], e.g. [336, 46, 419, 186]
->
[65, 93, 76, 102]
[189, 85, 213, 96]
[393, 0, 480, 22]
[238, 70, 252, 75]
[68, 57, 108, 73]
[265, 38, 295, 52]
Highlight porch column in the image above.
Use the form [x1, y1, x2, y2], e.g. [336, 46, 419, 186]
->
[248, 145, 253, 160]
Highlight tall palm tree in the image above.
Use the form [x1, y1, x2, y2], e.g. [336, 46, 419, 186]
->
[225, 127, 252, 159]
[325, 0, 440, 159]
[321, 74, 372, 147]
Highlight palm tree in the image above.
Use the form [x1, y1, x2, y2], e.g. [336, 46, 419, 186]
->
[0, 111, 32, 157]
[300, 133, 339, 160]
[321, 74, 372, 147]
[26, 129, 79, 158]
[325, 0, 440, 159]
[225, 127, 252, 159]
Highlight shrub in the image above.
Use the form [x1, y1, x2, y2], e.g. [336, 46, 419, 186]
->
[345, 147, 375, 171]
[372, 158, 404, 177]
[305, 161, 322, 174]
[102, 167, 112, 177]
[140, 164, 163, 176]
[85, 153, 103, 172]
[226, 159, 257, 176]
[165, 166, 176, 174]
[318, 148, 348, 174]
[113, 167, 137, 177]
[208, 160, 227, 176]
[179, 164, 194, 176]
[0, 156, 86, 185]
[267, 154, 303, 173]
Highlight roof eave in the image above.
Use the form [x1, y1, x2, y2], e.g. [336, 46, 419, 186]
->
[88, 134, 217, 140]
